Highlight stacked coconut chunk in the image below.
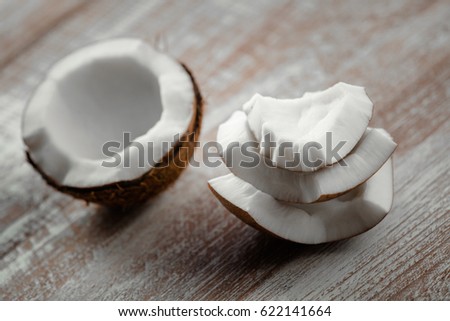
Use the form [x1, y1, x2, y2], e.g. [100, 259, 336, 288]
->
[208, 83, 396, 244]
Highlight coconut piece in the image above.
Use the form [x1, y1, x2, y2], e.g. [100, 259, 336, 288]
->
[217, 111, 396, 203]
[243, 82, 373, 171]
[22, 38, 203, 207]
[208, 158, 393, 244]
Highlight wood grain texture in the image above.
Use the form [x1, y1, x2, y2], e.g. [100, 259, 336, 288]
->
[0, 0, 88, 69]
[0, 0, 449, 300]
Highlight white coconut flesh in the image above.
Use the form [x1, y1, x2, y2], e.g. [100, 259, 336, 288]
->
[243, 82, 373, 171]
[23, 38, 195, 188]
[208, 158, 393, 244]
[217, 111, 397, 203]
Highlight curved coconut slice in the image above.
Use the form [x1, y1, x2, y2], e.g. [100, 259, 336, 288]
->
[208, 158, 393, 244]
[243, 82, 373, 171]
[22, 38, 203, 207]
[218, 111, 396, 203]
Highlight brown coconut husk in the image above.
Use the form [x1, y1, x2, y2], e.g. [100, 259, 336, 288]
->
[207, 182, 281, 239]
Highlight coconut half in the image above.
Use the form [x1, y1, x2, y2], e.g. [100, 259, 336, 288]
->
[218, 111, 396, 203]
[22, 38, 203, 207]
[208, 158, 393, 244]
[243, 82, 373, 171]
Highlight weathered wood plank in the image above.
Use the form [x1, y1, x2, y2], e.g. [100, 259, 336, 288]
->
[0, 0, 449, 300]
[0, 0, 89, 70]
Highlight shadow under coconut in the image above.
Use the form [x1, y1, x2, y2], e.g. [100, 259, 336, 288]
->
[199, 233, 355, 300]
[88, 202, 152, 240]
[77, 186, 356, 300]
[158, 209, 355, 300]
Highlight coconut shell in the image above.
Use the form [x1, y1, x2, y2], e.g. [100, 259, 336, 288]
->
[26, 64, 203, 208]
[208, 164, 394, 244]
[207, 183, 281, 240]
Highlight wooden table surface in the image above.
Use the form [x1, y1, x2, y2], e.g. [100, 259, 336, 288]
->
[0, 0, 449, 300]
